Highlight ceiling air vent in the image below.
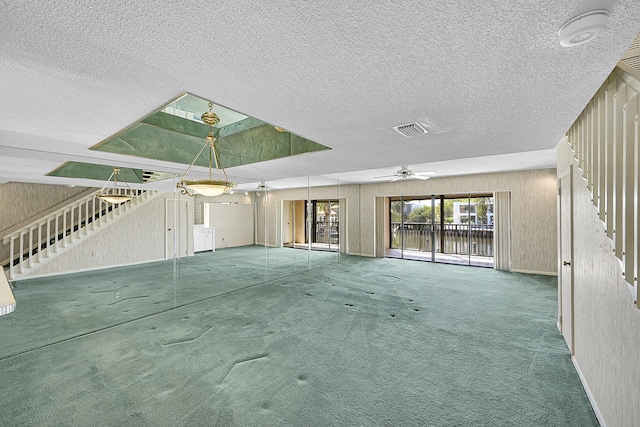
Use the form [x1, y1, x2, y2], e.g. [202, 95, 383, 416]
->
[392, 122, 428, 138]
[619, 33, 640, 75]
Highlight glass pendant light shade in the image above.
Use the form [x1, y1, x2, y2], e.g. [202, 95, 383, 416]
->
[182, 180, 232, 197]
[97, 193, 134, 204]
[97, 167, 135, 204]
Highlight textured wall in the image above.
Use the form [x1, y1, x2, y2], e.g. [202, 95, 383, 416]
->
[558, 142, 640, 427]
[256, 184, 362, 254]
[208, 203, 253, 248]
[194, 193, 252, 225]
[0, 183, 90, 232]
[258, 169, 558, 274]
[29, 193, 184, 277]
[358, 169, 558, 273]
[0, 183, 90, 262]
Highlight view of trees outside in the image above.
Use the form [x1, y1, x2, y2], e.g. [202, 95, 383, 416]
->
[393, 199, 461, 224]
[392, 197, 494, 225]
[390, 195, 495, 264]
[315, 201, 339, 223]
[470, 197, 493, 224]
[313, 200, 339, 246]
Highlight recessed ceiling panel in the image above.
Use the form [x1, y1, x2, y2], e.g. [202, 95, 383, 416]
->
[47, 162, 176, 183]
[90, 93, 331, 168]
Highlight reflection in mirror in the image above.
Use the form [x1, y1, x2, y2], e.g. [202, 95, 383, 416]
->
[306, 176, 340, 269]
[2, 96, 343, 368]
[1, 175, 365, 365]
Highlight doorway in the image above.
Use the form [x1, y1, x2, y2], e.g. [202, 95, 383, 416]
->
[388, 194, 494, 267]
[310, 200, 339, 251]
[165, 199, 190, 259]
[559, 169, 574, 354]
[282, 200, 307, 249]
[283, 199, 340, 252]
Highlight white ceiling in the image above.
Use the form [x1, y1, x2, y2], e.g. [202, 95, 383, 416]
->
[1, 1, 640, 191]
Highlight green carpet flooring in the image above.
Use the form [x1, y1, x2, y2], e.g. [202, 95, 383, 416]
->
[0, 246, 597, 426]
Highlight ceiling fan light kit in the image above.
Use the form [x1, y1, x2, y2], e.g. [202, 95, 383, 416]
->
[558, 10, 610, 47]
[256, 180, 272, 195]
[374, 166, 436, 182]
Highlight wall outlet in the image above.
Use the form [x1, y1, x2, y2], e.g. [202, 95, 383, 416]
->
[91, 251, 97, 257]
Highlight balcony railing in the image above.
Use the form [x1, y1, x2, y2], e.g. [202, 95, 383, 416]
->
[314, 221, 339, 245]
[391, 222, 494, 256]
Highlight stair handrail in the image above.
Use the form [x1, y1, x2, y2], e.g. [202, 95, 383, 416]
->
[3, 189, 154, 279]
[566, 63, 640, 305]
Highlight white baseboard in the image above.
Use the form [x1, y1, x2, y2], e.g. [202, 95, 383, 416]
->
[13, 257, 169, 282]
[572, 356, 606, 427]
[511, 268, 558, 276]
[346, 252, 374, 257]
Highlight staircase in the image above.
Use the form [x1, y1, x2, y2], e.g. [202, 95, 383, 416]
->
[2, 189, 160, 280]
[566, 49, 640, 303]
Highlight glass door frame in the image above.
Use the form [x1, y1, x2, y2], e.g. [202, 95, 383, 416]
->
[389, 193, 494, 267]
[308, 199, 340, 252]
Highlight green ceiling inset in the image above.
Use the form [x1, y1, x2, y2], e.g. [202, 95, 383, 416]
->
[89, 93, 331, 168]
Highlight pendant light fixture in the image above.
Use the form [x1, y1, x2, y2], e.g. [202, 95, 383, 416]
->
[97, 167, 135, 204]
[176, 102, 235, 197]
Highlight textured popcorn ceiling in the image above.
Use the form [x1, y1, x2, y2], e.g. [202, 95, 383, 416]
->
[1, 1, 640, 191]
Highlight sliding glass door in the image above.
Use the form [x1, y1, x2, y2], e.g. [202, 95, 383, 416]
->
[389, 194, 494, 267]
[310, 200, 339, 252]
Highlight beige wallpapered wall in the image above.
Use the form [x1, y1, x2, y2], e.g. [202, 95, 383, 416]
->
[5, 168, 558, 277]
[255, 184, 361, 254]
[0, 183, 89, 232]
[557, 139, 640, 426]
[23, 194, 188, 277]
[258, 168, 558, 274]
[0, 183, 90, 262]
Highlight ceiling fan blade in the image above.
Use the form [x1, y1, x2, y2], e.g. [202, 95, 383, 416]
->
[373, 174, 397, 179]
[414, 175, 430, 180]
[390, 176, 402, 182]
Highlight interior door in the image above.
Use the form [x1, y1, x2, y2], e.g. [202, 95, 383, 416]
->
[165, 199, 190, 259]
[559, 170, 574, 354]
[282, 200, 293, 247]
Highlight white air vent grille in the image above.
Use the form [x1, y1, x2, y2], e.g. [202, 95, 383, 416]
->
[621, 56, 640, 73]
[618, 33, 640, 79]
[392, 122, 428, 138]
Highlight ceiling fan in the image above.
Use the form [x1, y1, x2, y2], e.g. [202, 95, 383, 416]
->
[256, 180, 272, 195]
[374, 166, 436, 182]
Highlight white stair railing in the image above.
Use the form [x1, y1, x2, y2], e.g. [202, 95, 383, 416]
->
[2, 189, 156, 280]
[566, 63, 640, 305]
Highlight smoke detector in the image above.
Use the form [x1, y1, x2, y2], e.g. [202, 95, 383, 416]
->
[559, 10, 609, 47]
